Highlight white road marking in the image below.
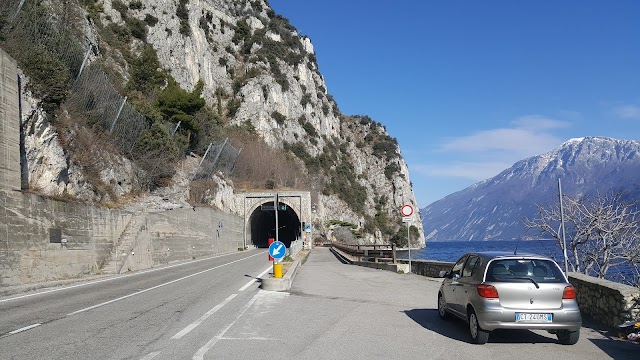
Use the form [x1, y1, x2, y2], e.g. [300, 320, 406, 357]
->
[66, 254, 263, 316]
[238, 266, 271, 291]
[139, 351, 161, 360]
[193, 292, 260, 360]
[171, 294, 237, 339]
[9, 323, 41, 334]
[1, 251, 266, 304]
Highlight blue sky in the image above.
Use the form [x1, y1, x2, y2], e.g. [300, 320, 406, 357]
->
[269, 0, 640, 207]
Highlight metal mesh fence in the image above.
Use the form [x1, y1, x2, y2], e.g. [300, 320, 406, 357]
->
[0, 0, 240, 179]
[194, 139, 242, 179]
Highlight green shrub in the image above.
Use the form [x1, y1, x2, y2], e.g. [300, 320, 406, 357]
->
[227, 98, 241, 118]
[129, 1, 143, 10]
[302, 121, 318, 137]
[112, 0, 128, 17]
[271, 111, 286, 125]
[126, 16, 147, 41]
[107, 23, 132, 44]
[300, 93, 312, 107]
[157, 79, 206, 134]
[177, 0, 190, 36]
[326, 163, 367, 214]
[144, 14, 158, 26]
[384, 163, 400, 180]
[232, 18, 251, 45]
[127, 45, 164, 94]
[20, 49, 70, 114]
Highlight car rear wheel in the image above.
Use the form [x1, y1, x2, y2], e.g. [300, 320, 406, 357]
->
[557, 329, 580, 345]
[468, 309, 489, 344]
[437, 293, 451, 320]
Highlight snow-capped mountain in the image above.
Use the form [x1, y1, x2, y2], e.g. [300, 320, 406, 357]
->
[421, 137, 640, 241]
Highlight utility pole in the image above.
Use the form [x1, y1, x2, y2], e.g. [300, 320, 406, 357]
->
[558, 178, 569, 274]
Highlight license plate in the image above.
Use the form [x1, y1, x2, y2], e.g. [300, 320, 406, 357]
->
[516, 313, 552, 322]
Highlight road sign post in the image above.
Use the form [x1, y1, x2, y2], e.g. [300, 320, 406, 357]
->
[269, 240, 286, 278]
[268, 237, 275, 261]
[401, 204, 414, 274]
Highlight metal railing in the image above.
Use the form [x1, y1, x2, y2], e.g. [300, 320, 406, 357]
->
[331, 242, 397, 263]
[1, 0, 241, 180]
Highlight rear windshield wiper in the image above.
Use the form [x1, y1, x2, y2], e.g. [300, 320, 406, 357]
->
[511, 276, 540, 289]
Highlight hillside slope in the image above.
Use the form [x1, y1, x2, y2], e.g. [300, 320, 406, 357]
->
[1, 0, 424, 245]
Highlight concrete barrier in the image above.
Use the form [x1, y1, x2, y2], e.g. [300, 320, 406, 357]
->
[261, 250, 311, 291]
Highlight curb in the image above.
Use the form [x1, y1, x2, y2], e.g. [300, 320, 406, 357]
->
[260, 250, 310, 291]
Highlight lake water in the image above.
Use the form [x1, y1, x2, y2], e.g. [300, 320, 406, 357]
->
[397, 240, 565, 263]
[397, 240, 636, 284]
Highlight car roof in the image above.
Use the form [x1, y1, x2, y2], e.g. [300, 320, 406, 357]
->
[465, 251, 553, 261]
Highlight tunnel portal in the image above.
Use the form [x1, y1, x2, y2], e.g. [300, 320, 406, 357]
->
[249, 201, 301, 248]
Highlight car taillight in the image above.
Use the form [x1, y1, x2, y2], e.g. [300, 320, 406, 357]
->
[562, 285, 576, 299]
[477, 284, 499, 298]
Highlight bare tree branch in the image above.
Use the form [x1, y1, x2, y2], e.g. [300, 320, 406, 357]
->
[525, 191, 640, 286]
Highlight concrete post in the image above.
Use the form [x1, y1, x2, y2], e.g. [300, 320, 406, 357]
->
[0, 48, 21, 191]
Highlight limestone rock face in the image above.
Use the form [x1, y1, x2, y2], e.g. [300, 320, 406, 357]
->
[20, 74, 135, 202]
[19, 0, 424, 245]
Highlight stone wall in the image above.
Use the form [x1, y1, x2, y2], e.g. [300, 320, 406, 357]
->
[569, 272, 640, 328]
[401, 259, 454, 277]
[403, 259, 640, 328]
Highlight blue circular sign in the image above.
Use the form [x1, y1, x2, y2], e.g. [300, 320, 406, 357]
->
[268, 241, 286, 259]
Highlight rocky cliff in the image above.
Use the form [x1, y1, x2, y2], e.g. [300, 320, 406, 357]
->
[3, 0, 424, 246]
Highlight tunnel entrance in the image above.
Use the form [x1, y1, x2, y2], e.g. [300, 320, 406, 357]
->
[249, 201, 301, 248]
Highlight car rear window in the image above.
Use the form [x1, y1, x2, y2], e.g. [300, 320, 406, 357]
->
[485, 259, 565, 283]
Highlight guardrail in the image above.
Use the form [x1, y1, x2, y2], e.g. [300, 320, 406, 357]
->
[289, 239, 303, 258]
[331, 242, 397, 263]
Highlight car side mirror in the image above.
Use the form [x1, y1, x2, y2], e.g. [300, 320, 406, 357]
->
[439, 270, 449, 278]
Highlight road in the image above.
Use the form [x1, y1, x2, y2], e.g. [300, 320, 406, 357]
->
[1, 247, 637, 359]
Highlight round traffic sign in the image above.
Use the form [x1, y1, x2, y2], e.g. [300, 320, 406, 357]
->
[401, 204, 413, 217]
[268, 241, 286, 259]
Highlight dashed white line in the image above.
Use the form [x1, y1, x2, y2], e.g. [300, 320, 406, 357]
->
[67, 254, 262, 316]
[239, 266, 271, 291]
[193, 292, 259, 360]
[9, 323, 41, 334]
[139, 351, 161, 360]
[1, 251, 266, 304]
[171, 294, 237, 340]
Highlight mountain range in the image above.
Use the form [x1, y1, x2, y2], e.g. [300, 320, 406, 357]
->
[421, 137, 640, 241]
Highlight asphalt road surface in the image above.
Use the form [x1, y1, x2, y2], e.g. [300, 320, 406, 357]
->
[1, 247, 637, 359]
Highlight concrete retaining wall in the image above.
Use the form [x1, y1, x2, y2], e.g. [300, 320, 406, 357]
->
[0, 190, 129, 285]
[118, 207, 244, 273]
[0, 189, 245, 286]
[0, 48, 21, 191]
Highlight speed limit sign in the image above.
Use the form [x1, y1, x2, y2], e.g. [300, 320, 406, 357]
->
[401, 204, 413, 217]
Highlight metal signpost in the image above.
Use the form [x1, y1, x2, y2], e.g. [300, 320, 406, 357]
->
[274, 193, 279, 244]
[401, 204, 414, 273]
[269, 240, 286, 278]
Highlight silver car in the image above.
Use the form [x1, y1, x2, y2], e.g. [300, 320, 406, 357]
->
[437, 251, 582, 345]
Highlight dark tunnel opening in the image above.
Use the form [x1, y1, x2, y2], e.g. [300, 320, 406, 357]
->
[249, 202, 301, 248]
